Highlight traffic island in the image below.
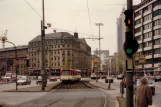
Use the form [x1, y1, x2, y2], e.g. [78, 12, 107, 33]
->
[116, 96, 126, 107]
[4, 82, 60, 92]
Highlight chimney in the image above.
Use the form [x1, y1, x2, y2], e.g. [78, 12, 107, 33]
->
[74, 32, 78, 38]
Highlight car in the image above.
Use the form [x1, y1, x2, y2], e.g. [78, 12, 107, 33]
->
[101, 75, 106, 79]
[154, 75, 161, 82]
[17, 76, 31, 85]
[148, 80, 155, 95]
[36, 76, 42, 85]
[50, 76, 57, 81]
[105, 77, 114, 83]
[134, 79, 155, 95]
[117, 74, 124, 80]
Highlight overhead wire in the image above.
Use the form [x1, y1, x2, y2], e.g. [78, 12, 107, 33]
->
[23, 0, 97, 37]
[86, 0, 93, 38]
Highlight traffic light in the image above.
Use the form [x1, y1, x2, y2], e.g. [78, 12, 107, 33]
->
[123, 32, 139, 58]
[124, 9, 133, 27]
[26, 59, 29, 67]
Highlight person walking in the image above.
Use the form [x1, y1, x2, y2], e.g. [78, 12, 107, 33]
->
[135, 76, 153, 107]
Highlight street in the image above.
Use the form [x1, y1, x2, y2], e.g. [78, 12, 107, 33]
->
[0, 79, 58, 91]
[0, 79, 115, 107]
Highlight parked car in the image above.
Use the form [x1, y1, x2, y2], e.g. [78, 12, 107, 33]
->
[17, 76, 31, 85]
[154, 75, 161, 82]
[117, 74, 124, 80]
[36, 76, 42, 85]
[50, 76, 57, 81]
[101, 75, 106, 79]
[105, 77, 114, 83]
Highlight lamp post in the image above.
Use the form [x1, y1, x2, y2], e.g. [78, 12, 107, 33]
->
[95, 23, 103, 82]
[4, 40, 18, 90]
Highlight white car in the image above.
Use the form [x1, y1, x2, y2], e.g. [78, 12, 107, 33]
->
[17, 76, 31, 85]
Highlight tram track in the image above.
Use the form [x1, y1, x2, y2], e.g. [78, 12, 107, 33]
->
[9, 81, 108, 107]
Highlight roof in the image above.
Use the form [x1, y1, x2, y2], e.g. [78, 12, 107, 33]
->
[30, 32, 74, 42]
[0, 45, 28, 52]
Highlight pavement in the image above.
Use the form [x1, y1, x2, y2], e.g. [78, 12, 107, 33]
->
[89, 78, 122, 107]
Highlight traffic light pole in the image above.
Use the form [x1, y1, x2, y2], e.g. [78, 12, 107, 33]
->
[126, 0, 134, 107]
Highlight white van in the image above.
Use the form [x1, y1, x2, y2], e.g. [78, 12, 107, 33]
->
[3, 72, 16, 82]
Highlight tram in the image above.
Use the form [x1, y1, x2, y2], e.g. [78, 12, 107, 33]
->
[60, 68, 81, 83]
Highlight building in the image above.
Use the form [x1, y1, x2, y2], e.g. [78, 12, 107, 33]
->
[117, 7, 126, 54]
[0, 45, 28, 75]
[28, 32, 92, 76]
[134, 0, 161, 71]
[106, 55, 117, 75]
[116, 7, 126, 74]
[93, 49, 109, 73]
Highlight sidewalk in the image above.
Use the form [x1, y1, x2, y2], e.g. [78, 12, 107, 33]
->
[116, 96, 126, 107]
[4, 82, 60, 92]
[90, 79, 122, 107]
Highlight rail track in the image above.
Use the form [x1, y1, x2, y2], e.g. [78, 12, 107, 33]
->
[9, 81, 107, 107]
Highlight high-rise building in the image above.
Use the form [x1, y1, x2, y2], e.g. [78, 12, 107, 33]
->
[93, 49, 109, 73]
[116, 7, 126, 74]
[134, 0, 161, 71]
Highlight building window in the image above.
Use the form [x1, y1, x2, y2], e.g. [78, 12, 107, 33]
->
[143, 32, 152, 39]
[135, 19, 141, 25]
[135, 10, 141, 17]
[154, 19, 161, 26]
[143, 14, 152, 22]
[153, 9, 161, 17]
[135, 27, 141, 33]
[143, 23, 152, 30]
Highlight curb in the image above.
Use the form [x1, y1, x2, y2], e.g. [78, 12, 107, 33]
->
[3, 82, 60, 92]
[116, 96, 121, 107]
[116, 96, 126, 107]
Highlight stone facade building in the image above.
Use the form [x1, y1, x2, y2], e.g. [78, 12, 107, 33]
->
[0, 45, 28, 75]
[28, 32, 92, 76]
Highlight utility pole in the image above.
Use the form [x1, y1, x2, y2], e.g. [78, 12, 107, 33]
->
[41, 0, 46, 91]
[95, 23, 103, 82]
[123, 0, 138, 107]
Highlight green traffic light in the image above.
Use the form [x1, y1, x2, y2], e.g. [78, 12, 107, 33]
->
[126, 48, 132, 54]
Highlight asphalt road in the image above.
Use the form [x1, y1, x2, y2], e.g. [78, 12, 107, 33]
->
[0, 80, 115, 107]
[0, 79, 59, 91]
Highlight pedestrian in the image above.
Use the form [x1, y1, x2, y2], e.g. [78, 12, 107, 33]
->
[135, 76, 153, 107]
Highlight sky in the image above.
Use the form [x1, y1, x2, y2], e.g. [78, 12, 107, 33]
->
[0, 0, 141, 55]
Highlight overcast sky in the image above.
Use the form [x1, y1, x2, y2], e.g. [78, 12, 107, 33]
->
[0, 0, 141, 55]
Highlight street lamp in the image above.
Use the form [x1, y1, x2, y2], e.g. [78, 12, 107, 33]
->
[3, 40, 18, 90]
[95, 23, 103, 82]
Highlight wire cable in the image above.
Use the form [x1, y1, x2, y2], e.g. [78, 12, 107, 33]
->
[23, 0, 96, 37]
[86, 0, 93, 37]
[24, 0, 42, 18]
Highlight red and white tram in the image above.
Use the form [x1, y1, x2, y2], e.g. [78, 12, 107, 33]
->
[60, 68, 81, 83]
